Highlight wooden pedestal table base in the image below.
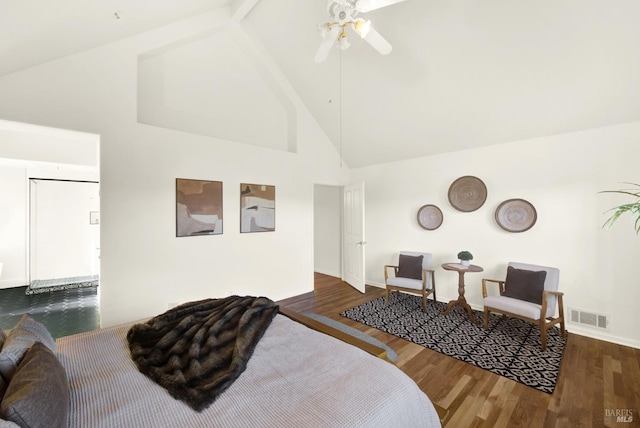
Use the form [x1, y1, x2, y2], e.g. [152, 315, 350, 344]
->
[440, 263, 483, 324]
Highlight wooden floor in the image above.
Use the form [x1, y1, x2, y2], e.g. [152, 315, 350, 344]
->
[278, 273, 640, 428]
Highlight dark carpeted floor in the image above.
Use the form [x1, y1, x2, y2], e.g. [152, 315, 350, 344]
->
[0, 285, 100, 339]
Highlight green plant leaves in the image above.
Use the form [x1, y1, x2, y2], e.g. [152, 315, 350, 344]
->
[600, 182, 640, 234]
[457, 250, 473, 260]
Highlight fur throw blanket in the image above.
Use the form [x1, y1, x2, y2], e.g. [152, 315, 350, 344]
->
[127, 295, 279, 411]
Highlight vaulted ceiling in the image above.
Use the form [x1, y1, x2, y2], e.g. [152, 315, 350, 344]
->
[2, 0, 639, 167]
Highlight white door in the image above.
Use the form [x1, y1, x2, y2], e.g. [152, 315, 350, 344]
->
[343, 182, 365, 293]
[30, 179, 100, 282]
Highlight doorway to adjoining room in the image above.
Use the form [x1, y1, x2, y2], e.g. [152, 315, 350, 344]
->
[0, 119, 101, 338]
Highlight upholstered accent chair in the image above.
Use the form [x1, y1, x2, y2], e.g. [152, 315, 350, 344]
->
[384, 252, 436, 312]
[482, 262, 566, 351]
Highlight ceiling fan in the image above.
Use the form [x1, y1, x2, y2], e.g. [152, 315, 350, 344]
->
[314, 0, 407, 63]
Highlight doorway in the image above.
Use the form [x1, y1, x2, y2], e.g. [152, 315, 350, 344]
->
[313, 183, 366, 293]
[29, 179, 100, 292]
[313, 184, 342, 278]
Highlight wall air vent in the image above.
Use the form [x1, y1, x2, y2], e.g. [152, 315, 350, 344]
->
[569, 307, 609, 331]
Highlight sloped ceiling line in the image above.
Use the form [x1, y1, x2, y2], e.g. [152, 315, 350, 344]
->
[137, 18, 296, 153]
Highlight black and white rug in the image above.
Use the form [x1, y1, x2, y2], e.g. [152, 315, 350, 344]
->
[26, 276, 99, 295]
[340, 294, 567, 394]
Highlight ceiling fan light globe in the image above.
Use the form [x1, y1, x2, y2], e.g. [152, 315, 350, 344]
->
[353, 19, 371, 38]
[318, 0, 396, 62]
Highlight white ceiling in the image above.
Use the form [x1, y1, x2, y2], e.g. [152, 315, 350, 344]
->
[0, 0, 230, 76]
[2, 0, 640, 168]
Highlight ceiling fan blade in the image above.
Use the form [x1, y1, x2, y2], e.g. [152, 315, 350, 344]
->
[362, 25, 392, 55]
[314, 25, 341, 63]
[357, 0, 408, 13]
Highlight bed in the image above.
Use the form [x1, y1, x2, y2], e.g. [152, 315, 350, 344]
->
[1, 300, 442, 428]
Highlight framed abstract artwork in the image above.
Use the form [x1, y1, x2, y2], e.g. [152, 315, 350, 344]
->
[240, 183, 275, 233]
[176, 178, 223, 237]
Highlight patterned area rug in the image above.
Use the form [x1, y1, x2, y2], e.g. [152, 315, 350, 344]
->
[26, 277, 99, 295]
[340, 294, 567, 393]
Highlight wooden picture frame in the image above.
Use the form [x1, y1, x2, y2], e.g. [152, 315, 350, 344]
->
[240, 183, 275, 233]
[176, 178, 223, 237]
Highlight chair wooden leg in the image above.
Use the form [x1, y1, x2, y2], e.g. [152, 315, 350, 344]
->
[558, 296, 567, 338]
[421, 293, 427, 312]
[540, 319, 547, 351]
[385, 288, 390, 305]
[483, 308, 489, 330]
[432, 273, 437, 302]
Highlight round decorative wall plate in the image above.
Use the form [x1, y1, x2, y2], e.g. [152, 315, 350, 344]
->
[448, 176, 487, 212]
[417, 204, 443, 230]
[495, 198, 537, 233]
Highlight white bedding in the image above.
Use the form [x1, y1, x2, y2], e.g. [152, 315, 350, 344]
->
[56, 314, 441, 427]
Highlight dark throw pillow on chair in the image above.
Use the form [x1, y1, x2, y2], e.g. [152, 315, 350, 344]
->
[503, 266, 547, 305]
[397, 254, 424, 280]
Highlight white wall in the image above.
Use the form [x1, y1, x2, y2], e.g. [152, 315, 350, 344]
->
[0, 9, 347, 327]
[313, 184, 342, 277]
[351, 122, 640, 348]
[137, 27, 291, 152]
[0, 166, 27, 288]
[0, 120, 99, 167]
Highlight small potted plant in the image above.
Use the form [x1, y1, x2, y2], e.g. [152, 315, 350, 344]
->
[457, 251, 473, 267]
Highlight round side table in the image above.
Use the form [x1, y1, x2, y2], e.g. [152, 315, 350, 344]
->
[440, 263, 483, 324]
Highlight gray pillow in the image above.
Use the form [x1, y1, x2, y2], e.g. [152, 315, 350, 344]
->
[397, 254, 424, 280]
[502, 266, 547, 305]
[0, 316, 56, 381]
[0, 342, 69, 428]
